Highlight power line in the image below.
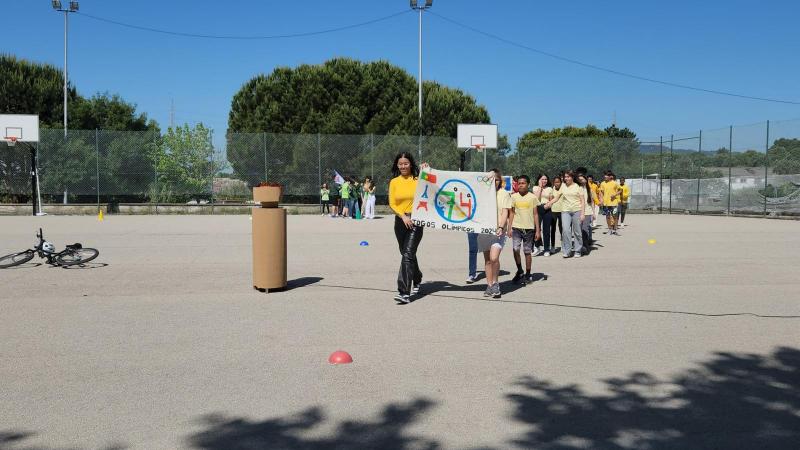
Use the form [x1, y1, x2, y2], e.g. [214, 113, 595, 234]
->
[76, 9, 411, 40]
[430, 11, 800, 106]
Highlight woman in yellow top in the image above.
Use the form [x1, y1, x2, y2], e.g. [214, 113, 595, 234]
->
[531, 174, 554, 256]
[577, 174, 596, 255]
[588, 175, 600, 227]
[548, 175, 563, 252]
[619, 176, 630, 227]
[388, 152, 423, 304]
[545, 171, 585, 258]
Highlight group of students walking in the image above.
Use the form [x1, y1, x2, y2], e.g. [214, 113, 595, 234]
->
[320, 176, 377, 219]
[387, 151, 630, 304]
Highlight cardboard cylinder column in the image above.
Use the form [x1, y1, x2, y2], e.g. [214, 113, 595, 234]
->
[252, 185, 287, 291]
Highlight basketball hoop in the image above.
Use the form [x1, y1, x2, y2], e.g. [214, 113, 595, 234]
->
[473, 144, 485, 153]
[4, 136, 18, 147]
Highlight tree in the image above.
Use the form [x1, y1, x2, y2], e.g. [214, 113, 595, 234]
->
[767, 138, 800, 174]
[227, 58, 492, 186]
[1, 54, 161, 202]
[150, 124, 220, 202]
[516, 125, 639, 177]
[0, 54, 77, 128]
[71, 93, 158, 132]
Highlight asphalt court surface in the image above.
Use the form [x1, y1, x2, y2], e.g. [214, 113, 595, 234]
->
[1, 214, 799, 449]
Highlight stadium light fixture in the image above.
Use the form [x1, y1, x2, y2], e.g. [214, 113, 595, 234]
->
[51, 1, 62, 9]
[70, 1, 79, 11]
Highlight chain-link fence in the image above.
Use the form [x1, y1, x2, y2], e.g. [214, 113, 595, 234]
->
[2, 119, 799, 216]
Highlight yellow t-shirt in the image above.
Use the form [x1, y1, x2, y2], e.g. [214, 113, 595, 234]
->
[581, 188, 594, 216]
[558, 183, 584, 212]
[599, 180, 621, 206]
[389, 175, 417, 215]
[511, 191, 536, 230]
[550, 186, 563, 213]
[589, 182, 600, 205]
[533, 186, 553, 205]
[620, 184, 631, 203]
[496, 189, 514, 231]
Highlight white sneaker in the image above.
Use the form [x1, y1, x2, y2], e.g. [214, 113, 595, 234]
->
[465, 275, 477, 284]
[543, 251, 550, 257]
[574, 252, 582, 258]
[532, 247, 542, 257]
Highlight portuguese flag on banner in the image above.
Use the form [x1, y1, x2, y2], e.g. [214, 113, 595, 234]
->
[420, 171, 437, 184]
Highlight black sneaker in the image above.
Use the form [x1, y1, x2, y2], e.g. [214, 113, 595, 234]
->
[512, 270, 524, 284]
[411, 284, 420, 296]
[526, 273, 535, 283]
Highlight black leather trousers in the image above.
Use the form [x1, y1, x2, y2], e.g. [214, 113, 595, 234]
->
[394, 216, 424, 295]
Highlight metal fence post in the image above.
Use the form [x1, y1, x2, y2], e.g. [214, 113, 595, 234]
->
[209, 129, 215, 214]
[764, 120, 769, 216]
[95, 128, 100, 212]
[317, 132, 322, 206]
[728, 125, 732, 215]
[370, 133, 374, 179]
[153, 133, 159, 215]
[263, 131, 268, 182]
[659, 136, 663, 213]
[669, 134, 673, 214]
[696, 129, 702, 213]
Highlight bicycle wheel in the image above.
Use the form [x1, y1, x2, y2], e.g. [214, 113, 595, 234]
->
[0, 250, 35, 269]
[55, 248, 99, 266]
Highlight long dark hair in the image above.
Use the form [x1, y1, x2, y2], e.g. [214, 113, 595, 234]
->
[536, 173, 551, 187]
[578, 175, 592, 208]
[391, 152, 419, 178]
[490, 168, 503, 191]
[552, 175, 562, 190]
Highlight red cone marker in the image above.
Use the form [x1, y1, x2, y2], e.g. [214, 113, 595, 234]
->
[328, 351, 353, 365]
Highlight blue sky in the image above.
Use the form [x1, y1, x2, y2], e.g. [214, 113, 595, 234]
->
[3, 0, 800, 149]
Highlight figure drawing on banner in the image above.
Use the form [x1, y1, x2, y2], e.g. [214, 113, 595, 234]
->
[411, 168, 499, 234]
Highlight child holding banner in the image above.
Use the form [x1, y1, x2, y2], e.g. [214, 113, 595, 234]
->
[479, 168, 514, 299]
[389, 152, 424, 304]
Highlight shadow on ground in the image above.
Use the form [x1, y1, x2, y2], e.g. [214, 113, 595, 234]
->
[0, 430, 126, 450]
[187, 398, 438, 450]
[506, 346, 800, 449]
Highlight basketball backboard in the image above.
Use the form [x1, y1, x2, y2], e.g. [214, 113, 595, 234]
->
[457, 123, 497, 149]
[1, 114, 40, 143]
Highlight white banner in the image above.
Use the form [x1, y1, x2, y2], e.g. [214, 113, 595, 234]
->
[410, 168, 498, 234]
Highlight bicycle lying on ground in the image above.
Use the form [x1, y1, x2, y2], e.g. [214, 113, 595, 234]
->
[0, 228, 99, 269]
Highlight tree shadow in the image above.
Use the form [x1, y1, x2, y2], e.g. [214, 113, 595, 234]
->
[506, 346, 800, 449]
[187, 397, 439, 449]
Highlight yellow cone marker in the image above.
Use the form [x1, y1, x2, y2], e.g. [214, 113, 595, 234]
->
[648, 239, 656, 244]
[98, 210, 104, 221]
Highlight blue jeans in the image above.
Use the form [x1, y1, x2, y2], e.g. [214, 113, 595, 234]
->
[467, 232, 479, 277]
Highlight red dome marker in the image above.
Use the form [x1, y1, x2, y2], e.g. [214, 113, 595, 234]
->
[328, 351, 353, 365]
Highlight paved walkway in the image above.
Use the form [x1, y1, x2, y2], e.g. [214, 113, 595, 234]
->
[1, 214, 798, 449]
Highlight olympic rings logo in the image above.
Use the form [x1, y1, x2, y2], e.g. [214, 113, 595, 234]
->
[475, 175, 494, 186]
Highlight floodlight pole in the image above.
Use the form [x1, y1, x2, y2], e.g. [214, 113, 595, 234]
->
[63, 10, 68, 137]
[412, 1, 432, 159]
[54, 2, 79, 137]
